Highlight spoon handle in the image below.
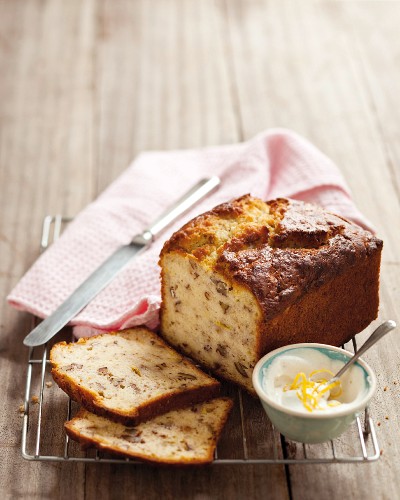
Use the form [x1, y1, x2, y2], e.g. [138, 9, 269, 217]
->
[333, 320, 397, 380]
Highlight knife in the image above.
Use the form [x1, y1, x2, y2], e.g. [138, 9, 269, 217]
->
[23, 176, 220, 347]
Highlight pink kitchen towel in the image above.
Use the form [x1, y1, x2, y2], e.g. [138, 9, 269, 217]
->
[8, 129, 374, 338]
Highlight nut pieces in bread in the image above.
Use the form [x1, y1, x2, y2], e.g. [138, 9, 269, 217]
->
[65, 398, 233, 465]
[50, 328, 220, 425]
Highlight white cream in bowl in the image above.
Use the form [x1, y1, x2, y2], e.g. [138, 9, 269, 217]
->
[261, 348, 368, 414]
[253, 343, 377, 443]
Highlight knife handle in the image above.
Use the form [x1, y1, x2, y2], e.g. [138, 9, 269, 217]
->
[137, 176, 220, 243]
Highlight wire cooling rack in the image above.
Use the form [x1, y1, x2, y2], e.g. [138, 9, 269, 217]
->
[21, 215, 380, 465]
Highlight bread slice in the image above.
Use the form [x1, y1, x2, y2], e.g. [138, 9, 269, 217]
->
[50, 328, 220, 425]
[160, 196, 382, 393]
[65, 398, 233, 465]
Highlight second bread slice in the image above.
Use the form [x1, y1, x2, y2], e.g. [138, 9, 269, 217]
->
[65, 398, 233, 465]
[50, 328, 220, 425]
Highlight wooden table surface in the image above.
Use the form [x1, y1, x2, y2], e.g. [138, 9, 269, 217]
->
[1, 0, 399, 498]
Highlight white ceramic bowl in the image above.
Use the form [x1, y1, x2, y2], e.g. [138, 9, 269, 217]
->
[252, 343, 377, 444]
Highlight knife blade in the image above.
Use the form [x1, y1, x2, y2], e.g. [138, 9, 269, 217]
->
[23, 176, 220, 347]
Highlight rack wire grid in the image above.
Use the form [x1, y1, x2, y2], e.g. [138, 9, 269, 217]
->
[21, 215, 381, 465]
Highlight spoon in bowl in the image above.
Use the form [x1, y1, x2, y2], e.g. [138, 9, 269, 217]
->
[328, 320, 396, 385]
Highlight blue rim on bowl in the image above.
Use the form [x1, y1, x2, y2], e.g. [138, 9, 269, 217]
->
[252, 343, 377, 420]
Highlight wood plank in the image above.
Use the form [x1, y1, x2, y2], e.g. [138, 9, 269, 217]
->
[224, 0, 400, 262]
[341, 0, 400, 197]
[95, 0, 239, 192]
[0, 0, 96, 497]
[84, 462, 289, 500]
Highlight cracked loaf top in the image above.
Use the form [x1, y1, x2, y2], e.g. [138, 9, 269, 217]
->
[160, 195, 383, 322]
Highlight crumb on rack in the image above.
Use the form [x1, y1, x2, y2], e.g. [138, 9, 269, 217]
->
[385, 416, 389, 420]
[383, 386, 388, 391]
[45, 381, 53, 388]
[380, 450, 384, 455]
[18, 404, 25, 413]
[31, 395, 39, 404]
[377, 422, 381, 426]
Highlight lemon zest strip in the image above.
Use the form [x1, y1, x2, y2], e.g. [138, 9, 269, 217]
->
[283, 369, 343, 412]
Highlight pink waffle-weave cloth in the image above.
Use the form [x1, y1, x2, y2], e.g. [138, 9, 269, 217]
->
[8, 129, 373, 338]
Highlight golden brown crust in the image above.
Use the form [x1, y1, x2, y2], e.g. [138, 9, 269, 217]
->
[257, 247, 382, 356]
[162, 196, 382, 325]
[50, 329, 220, 426]
[160, 194, 274, 260]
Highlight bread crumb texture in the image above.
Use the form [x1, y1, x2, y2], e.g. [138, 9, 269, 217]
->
[50, 328, 220, 424]
[65, 398, 233, 465]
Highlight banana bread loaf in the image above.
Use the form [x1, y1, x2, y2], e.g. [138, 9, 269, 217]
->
[159, 196, 382, 393]
[50, 328, 220, 425]
[65, 398, 233, 465]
